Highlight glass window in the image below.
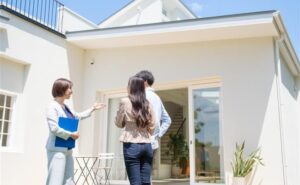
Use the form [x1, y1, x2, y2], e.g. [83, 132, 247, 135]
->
[0, 92, 15, 147]
[3, 121, 9, 133]
[6, 96, 11, 107]
[107, 97, 127, 181]
[0, 107, 3, 117]
[192, 87, 224, 183]
[2, 134, 7, 146]
[4, 109, 11, 121]
[0, 95, 4, 106]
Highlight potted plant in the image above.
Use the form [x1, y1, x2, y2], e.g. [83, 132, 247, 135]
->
[166, 133, 189, 177]
[231, 141, 264, 185]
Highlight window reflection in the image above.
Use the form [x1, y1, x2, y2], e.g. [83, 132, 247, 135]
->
[193, 88, 223, 183]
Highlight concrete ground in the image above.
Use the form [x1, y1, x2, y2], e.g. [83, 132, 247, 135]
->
[109, 179, 190, 185]
[153, 182, 189, 185]
[153, 179, 189, 185]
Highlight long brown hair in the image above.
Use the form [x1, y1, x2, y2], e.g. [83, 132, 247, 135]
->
[128, 76, 152, 128]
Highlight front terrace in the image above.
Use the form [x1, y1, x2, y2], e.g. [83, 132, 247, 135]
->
[0, 0, 64, 36]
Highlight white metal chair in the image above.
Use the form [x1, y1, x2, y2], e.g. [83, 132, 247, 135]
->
[93, 153, 114, 185]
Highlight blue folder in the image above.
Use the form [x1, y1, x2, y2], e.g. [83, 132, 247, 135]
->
[55, 117, 79, 148]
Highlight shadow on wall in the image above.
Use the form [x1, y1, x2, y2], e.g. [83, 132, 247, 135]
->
[0, 57, 30, 93]
[65, 43, 94, 154]
[222, 61, 276, 183]
[280, 58, 299, 100]
[1, 9, 65, 93]
[0, 25, 30, 94]
[4, 9, 66, 48]
[0, 29, 9, 51]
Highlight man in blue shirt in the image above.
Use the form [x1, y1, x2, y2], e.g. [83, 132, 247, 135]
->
[135, 70, 172, 177]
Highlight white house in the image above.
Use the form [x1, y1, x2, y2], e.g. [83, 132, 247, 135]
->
[0, 0, 299, 185]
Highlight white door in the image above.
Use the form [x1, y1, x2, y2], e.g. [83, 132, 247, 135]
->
[188, 85, 225, 185]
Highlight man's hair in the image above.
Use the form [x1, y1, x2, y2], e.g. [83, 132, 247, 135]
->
[52, 78, 73, 97]
[135, 70, 154, 86]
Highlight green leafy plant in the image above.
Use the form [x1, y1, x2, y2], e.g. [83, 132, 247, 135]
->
[231, 141, 264, 177]
[166, 133, 189, 168]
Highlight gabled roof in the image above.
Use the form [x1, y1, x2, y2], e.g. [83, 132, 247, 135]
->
[98, 0, 196, 27]
[178, 0, 198, 18]
[162, 0, 197, 18]
[97, 0, 135, 26]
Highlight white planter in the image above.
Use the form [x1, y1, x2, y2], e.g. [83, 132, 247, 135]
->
[232, 177, 246, 185]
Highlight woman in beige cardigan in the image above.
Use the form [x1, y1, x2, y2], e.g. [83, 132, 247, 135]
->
[115, 76, 155, 185]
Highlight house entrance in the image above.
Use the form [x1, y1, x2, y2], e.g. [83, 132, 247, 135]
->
[154, 88, 189, 184]
[104, 79, 224, 185]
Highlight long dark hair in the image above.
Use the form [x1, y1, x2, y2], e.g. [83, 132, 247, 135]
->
[128, 76, 152, 128]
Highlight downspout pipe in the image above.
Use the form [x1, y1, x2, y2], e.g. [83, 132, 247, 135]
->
[274, 36, 288, 185]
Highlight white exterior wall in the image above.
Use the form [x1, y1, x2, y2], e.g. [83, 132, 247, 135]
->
[167, 9, 191, 21]
[161, 1, 194, 21]
[98, 0, 195, 28]
[279, 56, 300, 185]
[125, 0, 162, 25]
[0, 58, 26, 93]
[0, 10, 85, 185]
[62, 8, 97, 32]
[297, 76, 300, 185]
[0, 58, 27, 153]
[79, 38, 285, 185]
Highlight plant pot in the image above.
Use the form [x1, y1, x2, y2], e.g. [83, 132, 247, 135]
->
[171, 165, 182, 178]
[232, 177, 246, 185]
[185, 160, 190, 177]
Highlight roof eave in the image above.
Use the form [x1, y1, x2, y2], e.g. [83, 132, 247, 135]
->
[66, 11, 278, 49]
[273, 12, 300, 76]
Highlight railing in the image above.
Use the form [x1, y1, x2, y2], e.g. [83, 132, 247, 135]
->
[0, 0, 64, 33]
[175, 117, 186, 136]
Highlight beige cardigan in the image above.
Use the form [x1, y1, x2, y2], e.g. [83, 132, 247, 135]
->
[115, 97, 156, 143]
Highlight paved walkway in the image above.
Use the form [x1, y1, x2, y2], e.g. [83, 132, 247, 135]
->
[153, 179, 189, 185]
[153, 182, 189, 185]
[109, 179, 190, 185]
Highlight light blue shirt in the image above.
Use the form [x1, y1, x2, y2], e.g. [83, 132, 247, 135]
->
[145, 87, 171, 149]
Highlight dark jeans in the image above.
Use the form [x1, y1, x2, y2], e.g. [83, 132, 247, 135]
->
[123, 143, 153, 185]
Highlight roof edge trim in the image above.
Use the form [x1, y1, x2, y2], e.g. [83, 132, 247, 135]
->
[68, 10, 277, 35]
[63, 7, 98, 28]
[273, 11, 300, 75]
[178, 0, 198, 18]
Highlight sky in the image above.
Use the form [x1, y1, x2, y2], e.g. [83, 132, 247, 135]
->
[59, 0, 300, 57]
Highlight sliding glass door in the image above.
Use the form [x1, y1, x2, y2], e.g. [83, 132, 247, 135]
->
[106, 96, 127, 181]
[102, 80, 224, 184]
[188, 86, 224, 185]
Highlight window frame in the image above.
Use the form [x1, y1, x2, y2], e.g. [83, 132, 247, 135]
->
[188, 84, 225, 185]
[0, 90, 17, 148]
